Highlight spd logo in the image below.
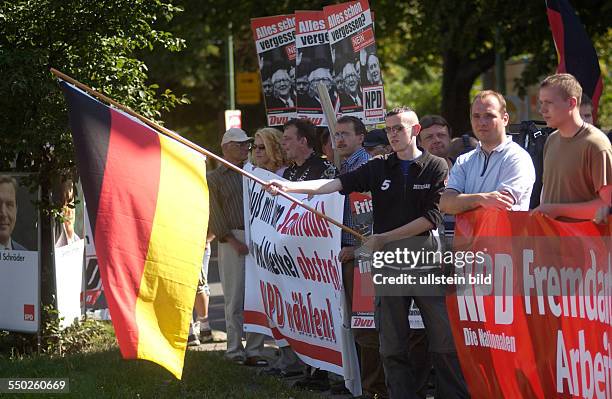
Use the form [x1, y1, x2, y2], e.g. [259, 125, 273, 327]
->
[23, 304, 35, 321]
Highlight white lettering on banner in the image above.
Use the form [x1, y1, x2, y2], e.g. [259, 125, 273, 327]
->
[242, 165, 350, 378]
[327, 2, 364, 29]
[254, 17, 295, 40]
[456, 248, 612, 327]
[556, 330, 612, 398]
[298, 19, 326, 33]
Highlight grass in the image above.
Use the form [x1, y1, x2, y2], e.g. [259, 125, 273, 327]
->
[0, 322, 322, 399]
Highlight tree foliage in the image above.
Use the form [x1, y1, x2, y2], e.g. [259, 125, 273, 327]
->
[0, 0, 186, 180]
[375, 0, 610, 135]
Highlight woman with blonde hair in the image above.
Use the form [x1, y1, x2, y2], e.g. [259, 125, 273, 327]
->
[252, 127, 288, 176]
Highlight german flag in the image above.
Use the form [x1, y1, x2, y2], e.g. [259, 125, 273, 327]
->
[60, 81, 208, 379]
[546, 0, 603, 123]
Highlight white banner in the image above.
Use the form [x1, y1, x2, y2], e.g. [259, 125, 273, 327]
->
[54, 239, 85, 328]
[242, 165, 359, 390]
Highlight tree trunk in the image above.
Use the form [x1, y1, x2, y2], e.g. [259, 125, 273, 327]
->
[441, 49, 495, 137]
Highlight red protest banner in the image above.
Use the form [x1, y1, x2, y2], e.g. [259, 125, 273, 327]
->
[448, 209, 612, 398]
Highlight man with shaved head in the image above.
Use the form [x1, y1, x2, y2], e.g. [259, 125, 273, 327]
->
[269, 107, 468, 398]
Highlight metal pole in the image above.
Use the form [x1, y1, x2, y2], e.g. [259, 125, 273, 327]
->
[227, 23, 235, 110]
[495, 25, 506, 95]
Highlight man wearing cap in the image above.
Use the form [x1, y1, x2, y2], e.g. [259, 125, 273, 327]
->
[363, 129, 391, 157]
[208, 128, 267, 366]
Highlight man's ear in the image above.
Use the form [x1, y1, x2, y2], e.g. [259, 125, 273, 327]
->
[568, 96, 578, 110]
[502, 112, 510, 126]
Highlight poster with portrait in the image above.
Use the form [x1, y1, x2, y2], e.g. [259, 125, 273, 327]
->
[0, 173, 40, 333]
[295, 10, 337, 126]
[53, 179, 86, 328]
[251, 14, 297, 127]
[324, 0, 385, 125]
[82, 206, 110, 320]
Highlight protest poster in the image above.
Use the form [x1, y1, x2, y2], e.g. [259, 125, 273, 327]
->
[324, 0, 385, 125]
[448, 209, 612, 398]
[251, 15, 297, 127]
[348, 191, 424, 329]
[241, 165, 360, 390]
[295, 10, 336, 126]
[0, 173, 40, 333]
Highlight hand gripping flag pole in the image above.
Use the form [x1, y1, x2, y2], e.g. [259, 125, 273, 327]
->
[51, 68, 365, 242]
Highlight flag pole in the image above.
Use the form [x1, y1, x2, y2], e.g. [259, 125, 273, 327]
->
[50, 68, 365, 241]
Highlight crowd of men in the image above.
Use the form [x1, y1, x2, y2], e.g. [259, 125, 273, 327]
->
[201, 73, 611, 399]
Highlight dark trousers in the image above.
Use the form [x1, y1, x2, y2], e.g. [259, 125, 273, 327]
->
[407, 329, 433, 399]
[376, 294, 469, 399]
[343, 258, 388, 398]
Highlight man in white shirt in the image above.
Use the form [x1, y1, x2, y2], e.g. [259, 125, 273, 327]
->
[440, 90, 535, 214]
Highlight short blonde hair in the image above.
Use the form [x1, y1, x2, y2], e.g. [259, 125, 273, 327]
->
[471, 90, 507, 113]
[540, 73, 583, 105]
[253, 127, 288, 171]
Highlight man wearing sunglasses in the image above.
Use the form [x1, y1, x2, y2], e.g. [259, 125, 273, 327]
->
[269, 107, 468, 398]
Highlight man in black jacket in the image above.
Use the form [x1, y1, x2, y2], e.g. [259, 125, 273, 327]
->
[270, 107, 468, 399]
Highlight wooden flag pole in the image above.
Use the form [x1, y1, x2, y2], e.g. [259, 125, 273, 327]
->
[317, 82, 341, 170]
[50, 68, 365, 241]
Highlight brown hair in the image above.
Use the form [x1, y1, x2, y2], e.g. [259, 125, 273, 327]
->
[540, 73, 583, 106]
[283, 118, 317, 149]
[336, 115, 367, 137]
[0, 175, 17, 192]
[386, 106, 415, 118]
[471, 90, 507, 113]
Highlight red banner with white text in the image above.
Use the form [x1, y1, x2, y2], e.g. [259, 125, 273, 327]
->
[448, 209, 612, 399]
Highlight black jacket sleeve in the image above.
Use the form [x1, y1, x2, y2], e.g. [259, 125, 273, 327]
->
[422, 158, 448, 227]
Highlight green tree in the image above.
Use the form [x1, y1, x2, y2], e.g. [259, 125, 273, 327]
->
[0, 0, 186, 337]
[375, 0, 610, 135]
[0, 0, 186, 176]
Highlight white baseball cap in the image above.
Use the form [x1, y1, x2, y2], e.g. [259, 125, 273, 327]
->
[221, 128, 253, 146]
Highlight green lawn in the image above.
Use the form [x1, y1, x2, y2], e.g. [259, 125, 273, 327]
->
[0, 323, 322, 399]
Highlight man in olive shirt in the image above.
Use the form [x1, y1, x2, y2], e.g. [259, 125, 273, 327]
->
[534, 74, 612, 221]
[208, 128, 267, 365]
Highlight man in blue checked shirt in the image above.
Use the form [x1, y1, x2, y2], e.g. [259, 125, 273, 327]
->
[334, 116, 387, 398]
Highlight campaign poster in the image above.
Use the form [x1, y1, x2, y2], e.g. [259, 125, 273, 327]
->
[53, 179, 85, 328]
[324, 0, 385, 124]
[82, 206, 110, 320]
[295, 10, 337, 126]
[251, 14, 297, 127]
[0, 173, 40, 333]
